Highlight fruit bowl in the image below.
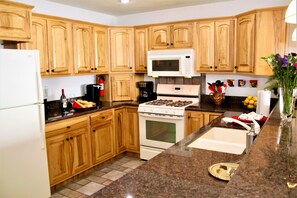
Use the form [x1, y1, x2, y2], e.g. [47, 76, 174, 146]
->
[242, 96, 257, 110]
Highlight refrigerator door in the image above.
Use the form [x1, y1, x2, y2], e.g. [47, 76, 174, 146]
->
[0, 104, 51, 198]
[0, 49, 43, 110]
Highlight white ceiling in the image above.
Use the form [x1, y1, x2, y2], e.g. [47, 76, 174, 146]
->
[46, 0, 234, 16]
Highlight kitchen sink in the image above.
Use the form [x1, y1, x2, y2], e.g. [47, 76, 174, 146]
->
[187, 127, 247, 155]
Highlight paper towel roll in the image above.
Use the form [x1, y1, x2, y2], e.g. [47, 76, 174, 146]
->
[256, 90, 271, 116]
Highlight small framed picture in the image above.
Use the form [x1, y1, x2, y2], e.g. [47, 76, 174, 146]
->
[227, 79, 235, 87]
[249, 80, 258, 88]
[238, 79, 246, 87]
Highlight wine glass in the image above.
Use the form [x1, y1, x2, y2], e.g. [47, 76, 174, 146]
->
[68, 94, 75, 112]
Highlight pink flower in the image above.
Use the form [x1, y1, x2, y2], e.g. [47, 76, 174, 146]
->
[294, 63, 297, 68]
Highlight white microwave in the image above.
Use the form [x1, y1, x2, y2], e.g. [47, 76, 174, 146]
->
[147, 49, 199, 77]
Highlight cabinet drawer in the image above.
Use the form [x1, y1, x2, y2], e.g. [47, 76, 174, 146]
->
[90, 109, 113, 124]
[46, 116, 89, 137]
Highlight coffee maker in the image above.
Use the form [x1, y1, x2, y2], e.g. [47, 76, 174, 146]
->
[137, 81, 156, 102]
[86, 84, 101, 106]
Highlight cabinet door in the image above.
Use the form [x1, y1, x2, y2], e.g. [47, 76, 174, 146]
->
[114, 108, 126, 154]
[125, 107, 140, 153]
[47, 19, 73, 75]
[109, 28, 134, 72]
[135, 28, 148, 73]
[214, 20, 234, 72]
[69, 127, 91, 175]
[204, 112, 222, 125]
[111, 74, 134, 101]
[236, 14, 255, 73]
[73, 23, 92, 74]
[0, 2, 32, 41]
[46, 133, 71, 186]
[172, 23, 193, 48]
[91, 122, 114, 165]
[93, 26, 109, 73]
[150, 25, 171, 49]
[196, 21, 214, 72]
[185, 111, 205, 136]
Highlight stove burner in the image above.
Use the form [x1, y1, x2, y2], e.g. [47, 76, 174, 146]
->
[145, 99, 173, 106]
[166, 100, 193, 107]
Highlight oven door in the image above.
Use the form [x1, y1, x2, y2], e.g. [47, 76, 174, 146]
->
[139, 112, 185, 149]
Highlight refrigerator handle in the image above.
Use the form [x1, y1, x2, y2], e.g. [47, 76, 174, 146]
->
[39, 105, 46, 150]
[35, 51, 44, 103]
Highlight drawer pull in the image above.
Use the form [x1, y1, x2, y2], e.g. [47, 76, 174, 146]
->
[101, 116, 105, 119]
[66, 138, 69, 141]
[93, 130, 96, 133]
[67, 126, 71, 129]
[70, 137, 73, 140]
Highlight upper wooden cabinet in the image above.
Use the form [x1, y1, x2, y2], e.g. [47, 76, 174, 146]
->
[110, 74, 135, 101]
[196, 19, 234, 72]
[134, 28, 148, 73]
[92, 26, 109, 74]
[236, 13, 256, 73]
[109, 28, 134, 72]
[73, 23, 92, 74]
[0, 1, 33, 41]
[149, 23, 193, 49]
[47, 19, 73, 75]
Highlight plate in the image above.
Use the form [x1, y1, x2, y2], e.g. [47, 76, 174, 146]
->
[208, 163, 239, 181]
[73, 106, 97, 112]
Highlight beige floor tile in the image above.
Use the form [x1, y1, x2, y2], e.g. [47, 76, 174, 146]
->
[91, 170, 105, 177]
[102, 170, 126, 181]
[50, 193, 67, 198]
[100, 167, 112, 173]
[109, 164, 127, 171]
[76, 182, 105, 196]
[76, 179, 90, 186]
[122, 160, 145, 169]
[65, 182, 83, 191]
[58, 188, 84, 198]
[86, 175, 108, 184]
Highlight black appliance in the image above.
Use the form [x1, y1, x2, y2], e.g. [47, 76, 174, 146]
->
[86, 84, 101, 106]
[137, 81, 156, 102]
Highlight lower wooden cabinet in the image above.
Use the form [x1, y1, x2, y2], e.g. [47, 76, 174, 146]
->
[125, 107, 140, 153]
[46, 116, 91, 186]
[186, 111, 222, 136]
[90, 109, 115, 165]
[114, 108, 127, 154]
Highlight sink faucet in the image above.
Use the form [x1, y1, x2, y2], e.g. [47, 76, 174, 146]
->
[222, 115, 261, 134]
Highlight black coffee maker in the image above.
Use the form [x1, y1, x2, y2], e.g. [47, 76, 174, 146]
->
[137, 81, 156, 102]
[86, 84, 101, 106]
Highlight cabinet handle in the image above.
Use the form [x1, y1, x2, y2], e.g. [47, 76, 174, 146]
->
[101, 116, 105, 119]
[144, 66, 147, 69]
[129, 67, 132, 69]
[66, 138, 69, 141]
[51, 69, 55, 72]
[70, 137, 73, 140]
[67, 126, 71, 129]
[210, 66, 213, 69]
[91, 68, 94, 70]
[95, 68, 97, 70]
[171, 43, 173, 46]
[166, 43, 169, 46]
[234, 66, 238, 69]
[214, 66, 218, 69]
[46, 69, 50, 73]
[188, 116, 191, 119]
[93, 130, 96, 133]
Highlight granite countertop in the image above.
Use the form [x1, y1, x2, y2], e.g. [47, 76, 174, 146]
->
[89, 103, 297, 197]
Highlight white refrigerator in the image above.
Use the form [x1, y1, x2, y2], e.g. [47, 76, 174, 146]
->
[0, 49, 51, 198]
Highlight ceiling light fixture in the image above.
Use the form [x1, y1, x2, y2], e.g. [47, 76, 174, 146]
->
[285, 0, 296, 24]
[120, 0, 130, 4]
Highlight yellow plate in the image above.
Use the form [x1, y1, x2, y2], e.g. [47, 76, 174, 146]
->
[208, 163, 239, 181]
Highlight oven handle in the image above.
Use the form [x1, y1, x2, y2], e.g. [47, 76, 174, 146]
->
[139, 113, 184, 120]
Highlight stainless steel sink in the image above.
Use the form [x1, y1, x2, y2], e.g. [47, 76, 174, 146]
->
[187, 127, 247, 155]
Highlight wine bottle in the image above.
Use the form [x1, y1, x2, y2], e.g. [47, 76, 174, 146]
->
[60, 89, 67, 112]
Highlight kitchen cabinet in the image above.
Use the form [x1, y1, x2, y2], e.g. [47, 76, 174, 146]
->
[92, 25, 109, 74]
[149, 23, 193, 49]
[73, 23, 92, 74]
[46, 116, 91, 186]
[109, 28, 134, 72]
[235, 13, 255, 73]
[90, 109, 115, 165]
[47, 18, 73, 75]
[186, 111, 222, 136]
[125, 107, 140, 153]
[134, 27, 148, 73]
[196, 19, 234, 72]
[114, 108, 126, 154]
[0, 1, 33, 41]
[110, 74, 135, 101]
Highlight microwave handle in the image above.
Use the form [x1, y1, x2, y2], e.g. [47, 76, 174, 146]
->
[139, 113, 183, 120]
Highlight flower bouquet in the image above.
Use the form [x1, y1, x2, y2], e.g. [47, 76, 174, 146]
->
[208, 80, 227, 106]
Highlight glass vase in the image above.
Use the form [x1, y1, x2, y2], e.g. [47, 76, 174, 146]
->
[279, 87, 294, 123]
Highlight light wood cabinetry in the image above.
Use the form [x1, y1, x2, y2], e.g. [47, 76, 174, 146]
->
[47, 19, 73, 75]
[109, 28, 134, 72]
[186, 111, 222, 136]
[149, 23, 193, 49]
[73, 23, 92, 74]
[92, 26, 109, 74]
[90, 109, 114, 165]
[236, 13, 256, 73]
[114, 108, 126, 154]
[125, 107, 140, 153]
[110, 74, 135, 101]
[0, 1, 33, 41]
[134, 28, 148, 73]
[46, 116, 91, 186]
[196, 19, 234, 72]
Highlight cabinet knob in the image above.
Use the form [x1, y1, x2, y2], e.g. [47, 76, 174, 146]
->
[144, 66, 147, 69]
[188, 116, 191, 119]
[129, 67, 132, 69]
[46, 69, 50, 73]
[93, 130, 96, 133]
[94, 68, 97, 70]
[91, 68, 94, 70]
[171, 43, 173, 46]
[166, 43, 169, 46]
[51, 69, 55, 72]
[66, 138, 69, 141]
[234, 66, 238, 69]
[214, 66, 218, 69]
[67, 126, 71, 129]
[101, 116, 105, 119]
[70, 137, 73, 140]
[210, 66, 213, 69]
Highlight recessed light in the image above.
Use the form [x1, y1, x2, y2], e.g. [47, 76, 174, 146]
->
[120, 0, 130, 4]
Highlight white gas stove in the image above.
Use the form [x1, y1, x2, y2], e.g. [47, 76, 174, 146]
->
[138, 84, 200, 160]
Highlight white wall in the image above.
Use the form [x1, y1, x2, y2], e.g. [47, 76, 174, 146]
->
[117, 0, 290, 25]
[42, 75, 96, 101]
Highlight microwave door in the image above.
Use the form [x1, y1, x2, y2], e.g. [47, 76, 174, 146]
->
[148, 56, 182, 76]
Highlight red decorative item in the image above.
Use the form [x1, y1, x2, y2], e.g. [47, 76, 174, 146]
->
[231, 115, 267, 124]
[98, 76, 105, 97]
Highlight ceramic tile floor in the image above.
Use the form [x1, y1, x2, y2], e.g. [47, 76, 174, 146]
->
[50, 155, 146, 198]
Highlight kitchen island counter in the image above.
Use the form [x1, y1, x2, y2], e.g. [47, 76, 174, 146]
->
[91, 103, 297, 197]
